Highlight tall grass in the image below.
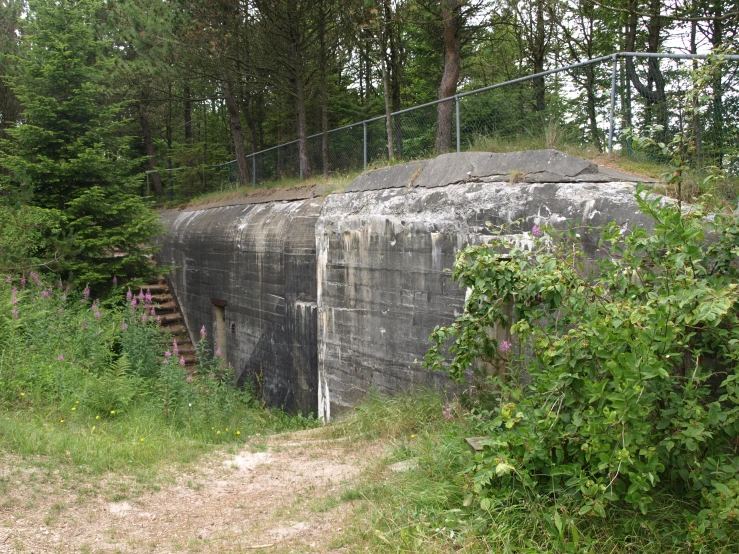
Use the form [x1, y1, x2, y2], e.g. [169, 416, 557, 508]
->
[0, 273, 316, 473]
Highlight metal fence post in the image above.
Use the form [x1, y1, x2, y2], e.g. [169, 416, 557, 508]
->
[363, 121, 368, 170]
[609, 54, 617, 155]
[455, 96, 461, 153]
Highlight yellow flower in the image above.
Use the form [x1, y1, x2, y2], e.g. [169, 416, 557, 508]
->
[60, 419, 64, 423]
[211, 427, 215, 430]
[71, 407, 76, 411]
[95, 415, 100, 420]
[140, 438, 144, 442]
[20, 393, 24, 397]
[110, 410, 115, 415]
[225, 428, 229, 432]
[236, 431, 241, 436]
[217, 431, 221, 435]
[411, 434, 416, 438]
[75, 401, 79, 404]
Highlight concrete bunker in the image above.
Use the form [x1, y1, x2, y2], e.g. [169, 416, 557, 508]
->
[157, 150, 657, 420]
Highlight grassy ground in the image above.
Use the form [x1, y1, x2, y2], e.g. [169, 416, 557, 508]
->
[0, 402, 314, 475]
[322, 390, 739, 554]
[4, 386, 739, 552]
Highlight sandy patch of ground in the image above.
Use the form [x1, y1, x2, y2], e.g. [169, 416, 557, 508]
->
[0, 432, 384, 553]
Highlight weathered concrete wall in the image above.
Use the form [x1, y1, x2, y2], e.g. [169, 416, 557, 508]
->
[315, 151, 656, 419]
[158, 150, 658, 419]
[158, 199, 323, 414]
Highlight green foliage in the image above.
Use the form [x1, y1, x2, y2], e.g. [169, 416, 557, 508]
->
[1, 0, 137, 208]
[425, 187, 739, 538]
[0, 272, 318, 473]
[63, 187, 161, 288]
[84, 354, 142, 417]
[0, 200, 65, 274]
[0, 0, 160, 293]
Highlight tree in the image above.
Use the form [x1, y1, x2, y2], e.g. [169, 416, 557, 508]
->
[0, 0, 160, 289]
[0, 0, 24, 143]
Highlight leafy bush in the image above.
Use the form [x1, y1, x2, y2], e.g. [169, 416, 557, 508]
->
[425, 186, 739, 536]
[0, 272, 271, 440]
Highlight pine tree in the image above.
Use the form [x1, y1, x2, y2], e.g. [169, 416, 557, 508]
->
[0, 0, 160, 290]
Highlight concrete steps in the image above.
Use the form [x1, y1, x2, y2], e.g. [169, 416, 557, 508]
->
[142, 277, 197, 370]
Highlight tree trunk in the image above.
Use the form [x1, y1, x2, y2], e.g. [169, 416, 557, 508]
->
[582, 63, 601, 151]
[435, 0, 461, 154]
[138, 103, 164, 196]
[625, 0, 666, 134]
[223, 78, 251, 186]
[321, 80, 329, 177]
[386, 0, 403, 157]
[184, 82, 193, 143]
[290, 37, 311, 179]
[380, 20, 394, 160]
[532, 0, 546, 112]
[319, 1, 330, 177]
[690, 16, 702, 158]
[711, 0, 724, 167]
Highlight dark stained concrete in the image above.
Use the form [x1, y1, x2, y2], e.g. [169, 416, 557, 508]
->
[157, 150, 660, 420]
[158, 200, 323, 414]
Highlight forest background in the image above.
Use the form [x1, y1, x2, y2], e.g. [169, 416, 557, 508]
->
[0, 0, 737, 288]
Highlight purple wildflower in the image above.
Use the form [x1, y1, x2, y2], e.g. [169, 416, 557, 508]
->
[531, 225, 544, 238]
[442, 404, 454, 421]
[145, 290, 152, 304]
[164, 350, 172, 358]
[150, 307, 156, 316]
[57, 280, 63, 289]
[57, 354, 64, 362]
[156, 316, 162, 325]
[81, 321, 88, 329]
[20, 276, 26, 288]
[499, 340, 512, 354]
[11, 295, 18, 305]
[61, 294, 67, 301]
[141, 313, 147, 323]
[5, 275, 11, 283]
[83, 286, 90, 299]
[200, 325, 206, 338]
[137, 289, 144, 301]
[209, 373, 215, 379]
[186, 376, 194, 383]
[126, 289, 132, 301]
[173, 341, 179, 355]
[94, 311, 101, 319]
[58, 308, 63, 314]
[121, 322, 128, 331]
[30, 271, 41, 287]
[11, 309, 18, 319]
[131, 298, 138, 308]
[112, 276, 118, 285]
[179, 357, 185, 367]
[215, 349, 221, 357]
[41, 290, 50, 298]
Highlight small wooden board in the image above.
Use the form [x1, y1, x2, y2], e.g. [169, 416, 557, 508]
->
[465, 436, 491, 452]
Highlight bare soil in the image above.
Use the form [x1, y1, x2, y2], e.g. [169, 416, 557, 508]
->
[0, 431, 384, 553]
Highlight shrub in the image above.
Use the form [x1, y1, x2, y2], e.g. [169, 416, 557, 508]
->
[425, 186, 739, 535]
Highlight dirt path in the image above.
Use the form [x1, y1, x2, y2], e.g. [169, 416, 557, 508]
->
[0, 432, 384, 553]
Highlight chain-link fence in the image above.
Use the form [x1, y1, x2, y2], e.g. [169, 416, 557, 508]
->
[150, 52, 739, 202]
